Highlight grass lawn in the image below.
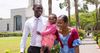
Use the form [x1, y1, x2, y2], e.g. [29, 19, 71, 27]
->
[0, 37, 30, 53]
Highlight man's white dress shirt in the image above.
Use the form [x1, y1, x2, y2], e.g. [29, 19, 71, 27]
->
[20, 16, 48, 52]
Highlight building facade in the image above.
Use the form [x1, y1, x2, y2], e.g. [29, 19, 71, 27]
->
[0, 0, 40, 32]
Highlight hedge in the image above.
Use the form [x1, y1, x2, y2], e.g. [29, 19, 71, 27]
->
[93, 32, 100, 44]
[0, 32, 22, 37]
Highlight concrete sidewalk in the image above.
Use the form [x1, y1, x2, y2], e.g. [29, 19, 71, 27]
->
[79, 37, 100, 53]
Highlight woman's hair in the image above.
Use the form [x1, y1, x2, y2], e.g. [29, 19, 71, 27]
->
[58, 15, 68, 23]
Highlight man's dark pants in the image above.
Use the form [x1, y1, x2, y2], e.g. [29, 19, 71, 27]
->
[27, 46, 41, 53]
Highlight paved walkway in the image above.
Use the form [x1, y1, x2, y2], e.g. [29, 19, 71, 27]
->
[79, 34, 100, 53]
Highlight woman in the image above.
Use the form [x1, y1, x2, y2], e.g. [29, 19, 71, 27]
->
[56, 15, 81, 53]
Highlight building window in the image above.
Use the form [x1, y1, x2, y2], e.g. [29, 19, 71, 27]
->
[14, 15, 22, 31]
[7, 24, 9, 31]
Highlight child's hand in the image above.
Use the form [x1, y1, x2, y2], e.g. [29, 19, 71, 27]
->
[37, 31, 41, 35]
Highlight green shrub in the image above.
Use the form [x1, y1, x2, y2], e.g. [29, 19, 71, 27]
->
[93, 36, 96, 41]
[93, 31, 100, 44]
[93, 32, 98, 36]
[0, 32, 22, 37]
[78, 29, 86, 40]
[50, 44, 60, 53]
[98, 33, 100, 37]
[98, 39, 100, 46]
[80, 36, 83, 40]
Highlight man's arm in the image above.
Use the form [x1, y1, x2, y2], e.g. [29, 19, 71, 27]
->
[20, 21, 29, 53]
[75, 46, 79, 53]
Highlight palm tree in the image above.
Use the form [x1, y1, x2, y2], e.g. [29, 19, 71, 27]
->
[67, 0, 71, 26]
[84, 0, 100, 24]
[48, 0, 52, 15]
[74, 0, 79, 29]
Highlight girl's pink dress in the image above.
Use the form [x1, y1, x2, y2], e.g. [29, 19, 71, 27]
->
[41, 23, 56, 49]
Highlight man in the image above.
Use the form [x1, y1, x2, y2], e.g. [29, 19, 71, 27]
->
[20, 3, 48, 53]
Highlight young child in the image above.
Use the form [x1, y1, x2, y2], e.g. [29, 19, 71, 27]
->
[56, 15, 81, 53]
[37, 14, 57, 53]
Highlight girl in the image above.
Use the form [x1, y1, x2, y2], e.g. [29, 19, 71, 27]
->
[37, 14, 57, 53]
[56, 15, 81, 53]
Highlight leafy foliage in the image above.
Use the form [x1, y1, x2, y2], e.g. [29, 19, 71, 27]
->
[50, 44, 60, 53]
[0, 32, 22, 37]
[78, 29, 86, 40]
[84, 0, 100, 4]
[59, 0, 67, 9]
[70, 15, 76, 26]
[79, 11, 96, 30]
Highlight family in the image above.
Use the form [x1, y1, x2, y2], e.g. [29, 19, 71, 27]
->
[20, 3, 81, 53]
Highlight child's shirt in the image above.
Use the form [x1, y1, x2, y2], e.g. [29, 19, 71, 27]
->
[41, 23, 56, 49]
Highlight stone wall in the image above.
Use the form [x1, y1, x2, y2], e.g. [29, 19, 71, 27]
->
[11, 8, 26, 32]
[0, 19, 12, 32]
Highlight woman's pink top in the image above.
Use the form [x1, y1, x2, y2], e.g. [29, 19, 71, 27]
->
[41, 23, 56, 49]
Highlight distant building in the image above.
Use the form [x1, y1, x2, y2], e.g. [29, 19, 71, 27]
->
[0, 18, 11, 32]
[0, 0, 42, 32]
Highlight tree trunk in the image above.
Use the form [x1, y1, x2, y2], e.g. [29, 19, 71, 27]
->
[96, 0, 98, 23]
[95, 0, 100, 31]
[67, 0, 71, 26]
[48, 0, 52, 15]
[74, 0, 79, 29]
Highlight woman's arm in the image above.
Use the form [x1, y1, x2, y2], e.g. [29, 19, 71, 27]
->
[72, 28, 80, 53]
[75, 46, 79, 53]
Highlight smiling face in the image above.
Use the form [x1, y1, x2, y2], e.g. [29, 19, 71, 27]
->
[33, 4, 43, 18]
[56, 18, 66, 30]
[56, 15, 68, 30]
[48, 14, 57, 24]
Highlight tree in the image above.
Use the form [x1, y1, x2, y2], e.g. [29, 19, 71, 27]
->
[48, 0, 52, 15]
[79, 11, 96, 29]
[67, 0, 71, 26]
[84, 0, 100, 24]
[74, 0, 79, 29]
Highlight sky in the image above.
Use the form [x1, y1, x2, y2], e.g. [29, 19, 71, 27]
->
[0, 0, 28, 18]
[0, 0, 96, 19]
